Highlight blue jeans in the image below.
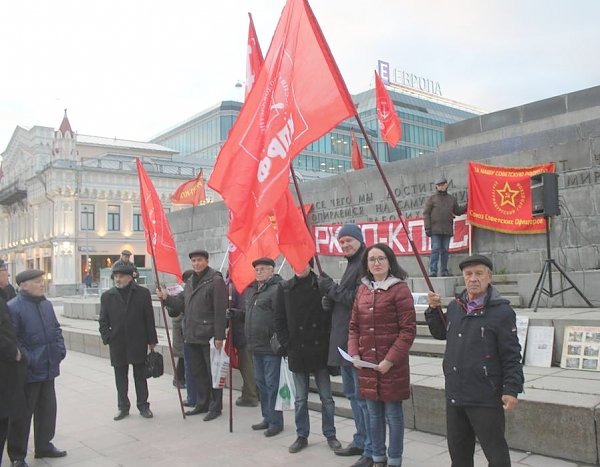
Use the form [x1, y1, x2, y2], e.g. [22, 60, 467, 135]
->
[253, 354, 283, 430]
[430, 234, 451, 275]
[292, 367, 335, 439]
[341, 365, 372, 457]
[366, 399, 404, 466]
[183, 343, 198, 405]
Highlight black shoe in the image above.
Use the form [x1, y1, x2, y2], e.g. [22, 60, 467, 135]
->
[113, 409, 129, 421]
[288, 436, 308, 453]
[264, 426, 283, 437]
[34, 447, 67, 458]
[11, 461, 29, 467]
[335, 444, 363, 457]
[183, 400, 195, 407]
[236, 397, 259, 407]
[372, 463, 387, 467]
[252, 420, 269, 430]
[441, 271, 451, 277]
[139, 407, 153, 419]
[203, 411, 221, 422]
[185, 405, 208, 416]
[430, 272, 438, 277]
[173, 379, 186, 389]
[350, 455, 374, 467]
[327, 436, 342, 451]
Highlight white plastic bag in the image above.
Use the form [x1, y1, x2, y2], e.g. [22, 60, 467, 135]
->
[275, 357, 296, 411]
[210, 337, 230, 389]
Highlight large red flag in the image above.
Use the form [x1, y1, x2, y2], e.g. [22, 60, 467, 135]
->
[375, 71, 402, 147]
[136, 159, 182, 278]
[351, 130, 365, 170]
[246, 12, 264, 98]
[209, 0, 356, 253]
[467, 161, 555, 234]
[170, 169, 206, 206]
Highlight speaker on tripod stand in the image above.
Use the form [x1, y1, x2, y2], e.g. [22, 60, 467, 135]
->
[528, 172, 592, 310]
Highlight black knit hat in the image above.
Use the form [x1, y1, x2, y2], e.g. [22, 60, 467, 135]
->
[112, 263, 135, 276]
[337, 224, 364, 243]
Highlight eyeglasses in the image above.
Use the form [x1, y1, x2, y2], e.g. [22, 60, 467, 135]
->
[367, 256, 388, 264]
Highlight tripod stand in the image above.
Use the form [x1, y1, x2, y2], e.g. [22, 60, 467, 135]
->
[528, 216, 593, 311]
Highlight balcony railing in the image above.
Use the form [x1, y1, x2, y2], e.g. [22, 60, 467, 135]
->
[0, 181, 27, 206]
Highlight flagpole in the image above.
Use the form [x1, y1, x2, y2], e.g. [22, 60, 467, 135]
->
[149, 253, 187, 420]
[227, 281, 234, 433]
[290, 165, 323, 274]
[353, 116, 435, 293]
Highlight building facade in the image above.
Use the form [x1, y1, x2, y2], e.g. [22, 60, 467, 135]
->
[0, 112, 194, 295]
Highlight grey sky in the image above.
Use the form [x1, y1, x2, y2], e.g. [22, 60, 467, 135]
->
[1, 0, 599, 151]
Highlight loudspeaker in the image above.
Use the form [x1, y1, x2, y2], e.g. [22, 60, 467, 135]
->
[531, 172, 560, 217]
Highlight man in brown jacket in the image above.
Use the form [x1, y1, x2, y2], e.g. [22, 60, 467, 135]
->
[423, 177, 466, 277]
[158, 250, 227, 421]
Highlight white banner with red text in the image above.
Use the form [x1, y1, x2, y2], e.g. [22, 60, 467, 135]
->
[313, 215, 469, 256]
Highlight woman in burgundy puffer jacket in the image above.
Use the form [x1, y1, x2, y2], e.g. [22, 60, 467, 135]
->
[348, 243, 416, 467]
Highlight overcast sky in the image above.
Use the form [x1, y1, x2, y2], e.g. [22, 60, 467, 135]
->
[1, 0, 599, 152]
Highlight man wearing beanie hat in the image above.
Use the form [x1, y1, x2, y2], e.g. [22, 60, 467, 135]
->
[99, 263, 158, 421]
[423, 177, 466, 277]
[7, 269, 67, 464]
[317, 224, 374, 467]
[157, 249, 227, 421]
[424, 254, 523, 466]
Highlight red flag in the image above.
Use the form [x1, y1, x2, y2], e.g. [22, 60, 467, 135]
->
[375, 70, 402, 147]
[351, 131, 364, 170]
[209, 0, 356, 254]
[136, 159, 182, 278]
[274, 190, 315, 273]
[170, 169, 206, 206]
[246, 12, 264, 98]
[467, 161, 555, 234]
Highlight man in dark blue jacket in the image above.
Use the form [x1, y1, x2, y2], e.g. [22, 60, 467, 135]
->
[425, 254, 524, 467]
[7, 269, 67, 467]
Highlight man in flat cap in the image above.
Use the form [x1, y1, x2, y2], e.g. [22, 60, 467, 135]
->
[113, 249, 139, 279]
[423, 177, 466, 277]
[7, 269, 67, 466]
[425, 254, 524, 467]
[317, 224, 373, 467]
[0, 260, 16, 300]
[0, 260, 25, 466]
[243, 257, 284, 437]
[157, 250, 227, 421]
[99, 263, 158, 421]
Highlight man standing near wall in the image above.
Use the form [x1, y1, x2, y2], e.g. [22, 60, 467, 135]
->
[158, 250, 227, 422]
[317, 224, 373, 467]
[7, 269, 67, 466]
[99, 263, 158, 421]
[423, 177, 466, 277]
[425, 254, 523, 467]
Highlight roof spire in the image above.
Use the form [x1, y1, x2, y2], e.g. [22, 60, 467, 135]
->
[58, 108, 73, 135]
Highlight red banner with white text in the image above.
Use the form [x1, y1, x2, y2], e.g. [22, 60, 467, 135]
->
[313, 216, 469, 256]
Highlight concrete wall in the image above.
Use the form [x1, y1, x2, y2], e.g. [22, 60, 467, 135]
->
[167, 86, 600, 307]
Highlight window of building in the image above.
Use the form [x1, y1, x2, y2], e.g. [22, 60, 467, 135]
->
[81, 204, 95, 231]
[133, 207, 143, 232]
[107, 205, 120, 231]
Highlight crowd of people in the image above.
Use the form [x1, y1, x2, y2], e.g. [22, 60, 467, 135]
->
[0, 198, 524, 467]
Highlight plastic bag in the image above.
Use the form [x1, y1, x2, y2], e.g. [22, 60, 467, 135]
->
[275, 357, 296, 411]
[210, 337, 230, 389]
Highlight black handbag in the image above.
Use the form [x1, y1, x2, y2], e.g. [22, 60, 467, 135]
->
[144, 350, 164, 379]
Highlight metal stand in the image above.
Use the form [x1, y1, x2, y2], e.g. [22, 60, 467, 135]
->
[528, 216, 593, 311]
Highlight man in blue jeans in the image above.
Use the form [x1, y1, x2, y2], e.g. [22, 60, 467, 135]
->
[318, 224, 373, 467]
[244, 258, 284, 437]
[423, 177, 466, 277]
[275, 260, 342, 454]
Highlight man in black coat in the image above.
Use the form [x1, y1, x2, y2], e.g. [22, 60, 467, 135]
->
[99, 263, 158, 421]
[425, 254, 523, 467]
[0, 260, 25, 466]
[275, 260, 342, 454]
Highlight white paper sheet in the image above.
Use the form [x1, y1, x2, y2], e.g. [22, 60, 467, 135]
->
[338, 347, 379, 369]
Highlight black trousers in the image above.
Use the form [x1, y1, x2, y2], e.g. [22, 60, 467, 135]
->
[188, 343, 222, 414]
[8, 380, 58, 460]
[114, 363, 149, 411]
[446, 404, 511, 467]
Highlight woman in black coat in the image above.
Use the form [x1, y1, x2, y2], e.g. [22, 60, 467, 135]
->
[99, 265, 158, 420]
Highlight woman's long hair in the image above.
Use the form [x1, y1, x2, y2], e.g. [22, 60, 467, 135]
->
[361, 243, 408, 281]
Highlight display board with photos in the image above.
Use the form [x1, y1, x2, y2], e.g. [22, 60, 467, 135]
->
[560, 326, 600, 371]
